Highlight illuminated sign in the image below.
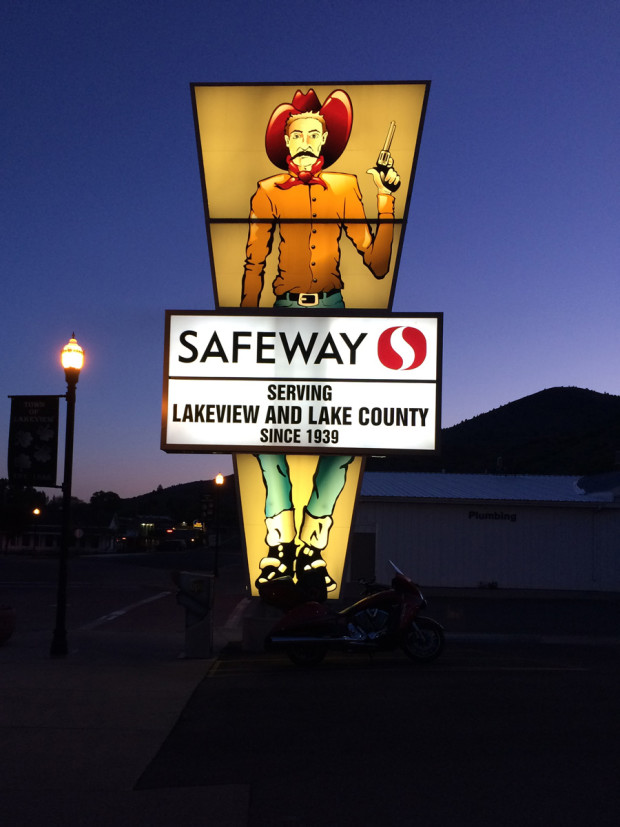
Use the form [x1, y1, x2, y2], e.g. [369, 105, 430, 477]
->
[191, 82, 429, 311]
[162, 311, 441, 454]
[163, 82, 434, 601]
[236, 453, 363, 598]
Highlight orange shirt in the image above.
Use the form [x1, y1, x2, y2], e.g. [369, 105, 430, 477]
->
[241, 172, 395, 307]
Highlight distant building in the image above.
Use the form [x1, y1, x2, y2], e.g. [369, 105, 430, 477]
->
[349, 472, 620, 592]
[1, 522, 115, 554]
[1, 512, 207, 555]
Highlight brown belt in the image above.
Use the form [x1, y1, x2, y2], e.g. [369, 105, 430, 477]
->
[280, 289, 341, 307]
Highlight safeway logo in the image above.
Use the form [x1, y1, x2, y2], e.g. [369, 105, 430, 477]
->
[167, 313, 438, 382]
[377, 326, 427, 370]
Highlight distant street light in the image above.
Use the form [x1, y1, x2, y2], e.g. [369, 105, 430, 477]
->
[214, 473, 224, 576]
[32, 508, 41, 551]
[50, 334, 84, 657]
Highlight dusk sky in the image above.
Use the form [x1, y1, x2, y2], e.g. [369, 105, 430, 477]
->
[2, 1, 618, 502]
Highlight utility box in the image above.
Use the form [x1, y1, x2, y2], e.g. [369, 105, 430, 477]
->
[172, 571, 215, 658]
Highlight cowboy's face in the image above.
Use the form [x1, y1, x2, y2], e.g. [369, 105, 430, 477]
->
[284, 116, 328, 170]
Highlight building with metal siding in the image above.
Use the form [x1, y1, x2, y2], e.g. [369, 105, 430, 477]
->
[352, 473, 620, 592]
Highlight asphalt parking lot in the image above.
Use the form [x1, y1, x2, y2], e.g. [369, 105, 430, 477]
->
[2, 550, 619, 826]
[137, 640, 620, 827]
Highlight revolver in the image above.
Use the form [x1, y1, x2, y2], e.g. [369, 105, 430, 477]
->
[375, 120, 400, 192]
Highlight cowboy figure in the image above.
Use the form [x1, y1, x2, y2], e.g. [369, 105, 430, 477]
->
[242, 88, 400, 599]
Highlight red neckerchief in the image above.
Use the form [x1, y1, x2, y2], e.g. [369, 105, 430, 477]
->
[276, 155, 327, 189]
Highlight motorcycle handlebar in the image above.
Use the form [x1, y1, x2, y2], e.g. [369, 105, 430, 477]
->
[359, 577, 390, 595]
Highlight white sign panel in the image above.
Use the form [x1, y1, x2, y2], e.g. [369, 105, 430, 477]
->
[162, 311, 441, 455]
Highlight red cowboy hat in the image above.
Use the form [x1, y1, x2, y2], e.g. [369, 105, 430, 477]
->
[265, 88, 353, 170]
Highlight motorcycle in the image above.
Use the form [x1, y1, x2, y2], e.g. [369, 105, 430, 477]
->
[259, 560, 444, 666]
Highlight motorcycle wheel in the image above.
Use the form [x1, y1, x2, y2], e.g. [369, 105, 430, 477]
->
[402, 617, 444, 663]
[285, 643, 328, 666]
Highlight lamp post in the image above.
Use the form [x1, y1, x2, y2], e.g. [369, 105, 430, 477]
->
[32, 508, 41, 551]
[50, 334, 84, 657]
[214, 473, 224, 577]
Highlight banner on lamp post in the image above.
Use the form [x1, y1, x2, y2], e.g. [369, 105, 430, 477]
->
[7, 395, 60, 487]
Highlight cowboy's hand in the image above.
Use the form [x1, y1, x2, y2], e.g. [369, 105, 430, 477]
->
[367, 163, 401, 194]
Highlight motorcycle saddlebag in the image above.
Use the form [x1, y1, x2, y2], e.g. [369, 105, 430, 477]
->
[258, 576, 303, 610]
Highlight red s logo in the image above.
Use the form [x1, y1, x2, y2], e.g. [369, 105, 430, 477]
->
[377, 326, 427, 370]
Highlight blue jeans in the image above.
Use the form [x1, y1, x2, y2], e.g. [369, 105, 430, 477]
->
[258, 289, 351, 519]
[257, 454, 354, 519]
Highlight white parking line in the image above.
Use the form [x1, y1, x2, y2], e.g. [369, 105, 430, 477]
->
[79, 591, 172, 630]
[224, 597, 252, 630]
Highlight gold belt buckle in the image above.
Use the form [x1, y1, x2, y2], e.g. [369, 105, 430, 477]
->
[298, 293, 319, 307]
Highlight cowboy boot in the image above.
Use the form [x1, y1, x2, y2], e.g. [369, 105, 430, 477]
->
[296, 509, 337, 597]
[255, 509, 297, 587]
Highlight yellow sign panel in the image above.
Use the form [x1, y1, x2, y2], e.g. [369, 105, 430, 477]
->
[236, 453, 363, 599]
[188, 82, 430, 600]
[192, 82, 429, 311]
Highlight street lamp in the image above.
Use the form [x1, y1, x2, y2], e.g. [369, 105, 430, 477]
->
[214, 473, 224, 576]
[50, 334, 84, 657]
[32, 508, 41, 551]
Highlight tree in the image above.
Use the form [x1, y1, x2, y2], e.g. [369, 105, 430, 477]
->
[89, 491, 122, 524]
[0, 478, 48, 543]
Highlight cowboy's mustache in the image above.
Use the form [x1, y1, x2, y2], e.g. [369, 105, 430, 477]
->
[292, 148, 319, 159]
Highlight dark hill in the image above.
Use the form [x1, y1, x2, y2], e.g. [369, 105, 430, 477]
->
[116, 477, 238, 526]
[367, 387, 620, 475]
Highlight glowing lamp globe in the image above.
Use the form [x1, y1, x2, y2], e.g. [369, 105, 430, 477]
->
[61, 335, 84, 377]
